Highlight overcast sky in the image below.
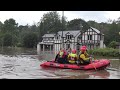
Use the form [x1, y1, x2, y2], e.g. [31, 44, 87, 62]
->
[0, 11, 120, 26]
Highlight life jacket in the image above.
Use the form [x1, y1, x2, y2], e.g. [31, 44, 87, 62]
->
[78, 52, 90, 63]
[58, 50, 65, 58]
[68, 53, 77, 63]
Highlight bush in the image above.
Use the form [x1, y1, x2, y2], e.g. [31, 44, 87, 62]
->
[108, 41, 118, 49]
[88, 48, 119, 57]
[16, 43, 23, 47]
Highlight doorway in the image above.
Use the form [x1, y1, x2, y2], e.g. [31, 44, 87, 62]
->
[66, 44, 70, 49]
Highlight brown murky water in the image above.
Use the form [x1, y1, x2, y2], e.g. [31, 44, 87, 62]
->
[0, 47, 120, 79]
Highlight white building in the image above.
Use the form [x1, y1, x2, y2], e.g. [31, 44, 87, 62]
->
[37, 27, 105, 54]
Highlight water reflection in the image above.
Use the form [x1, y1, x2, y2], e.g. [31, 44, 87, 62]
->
[55, 69, 110, 79]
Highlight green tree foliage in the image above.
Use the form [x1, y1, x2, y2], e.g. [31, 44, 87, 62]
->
[23, 32, 38, 48]
[67, 18, 90, 33]
[104, 21, 120, 46]
[2, 33, 18, 47]
[108, 41, 118, 49]
[3, 33, 12, 46]
[2, 18, 18, 33]
[0, 18, 18, 47]
[38, 11, 67, 41]
[0, 21, 3, 32]
[0, 33, 4, 47]
[87, 20, 100, 29]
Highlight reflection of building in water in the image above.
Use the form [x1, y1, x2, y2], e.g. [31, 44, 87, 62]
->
[37, 27, 105, 54]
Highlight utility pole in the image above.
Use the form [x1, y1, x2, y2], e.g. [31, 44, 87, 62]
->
[62, 11, 64, 48]
[80, 24, 83, 45]
[119, 32, 120, 60]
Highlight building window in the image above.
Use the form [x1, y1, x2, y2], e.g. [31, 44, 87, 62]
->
[88, 35, 92, 40]
[66, 34, 72, 40]
[56, 36, 59, 39]
[52, 37, 54, 40]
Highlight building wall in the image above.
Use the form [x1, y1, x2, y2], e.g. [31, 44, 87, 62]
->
[37, 28, 104, 54]
[82, 30, 100, 42]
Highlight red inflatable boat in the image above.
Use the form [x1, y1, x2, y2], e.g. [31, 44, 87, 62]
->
[40, 59, 110, 70]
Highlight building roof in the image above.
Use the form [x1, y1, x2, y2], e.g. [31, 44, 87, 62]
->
[42, 34, 55, 38]
[57, 30, 80, 37]
[90, 27, 100, 34]
[42, 27, 101, 38]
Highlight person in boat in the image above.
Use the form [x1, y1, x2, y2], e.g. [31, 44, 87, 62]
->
[79, 45, 89, 58]
[77, 46, 92, 65]
[54, 48, 68, 64]
[67, 49, 78, 64]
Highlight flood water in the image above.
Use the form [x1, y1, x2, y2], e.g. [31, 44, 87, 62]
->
[0, 47, 120, 79]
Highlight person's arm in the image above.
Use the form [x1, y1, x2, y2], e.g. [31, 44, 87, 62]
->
[55, 54, 58, 61]
[84, 51, 89, 57]
[67, 54, 70, 60]
[75, 55, 78, 61]
[80, 54, 89, 61]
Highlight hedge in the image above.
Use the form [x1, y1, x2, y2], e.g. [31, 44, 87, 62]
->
[88, 48, 119, 57]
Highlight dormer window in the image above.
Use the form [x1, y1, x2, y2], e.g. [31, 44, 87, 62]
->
[66, 34, 73, 40]
[55, 35, 59, 40]
[56, 36, 59, 39]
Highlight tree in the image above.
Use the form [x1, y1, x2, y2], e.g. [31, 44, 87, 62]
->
[0, 21, 3, 32]
[104, 21, 119, 46]
[67, 18, 90, 32]
[23, 32, 38, 48]
[0, 18, 19, 47]
[38, 11, 67, 41]
[0, 34, 4, 47]
[2, 18, 18, 33]
[3, 33, 12, 46]
[87, 20, 100, 29]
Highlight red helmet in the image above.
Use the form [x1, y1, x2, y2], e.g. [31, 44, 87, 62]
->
[82, 46, 87, 49]
[72, 49, 76, 54]
[80, 47, 86, 52]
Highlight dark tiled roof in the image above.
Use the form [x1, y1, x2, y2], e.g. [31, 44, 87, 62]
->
[42, 27, 101, 37]
[58, 30, 81, 37]
[42, 34, 55, 37]
[90, 27, 100, 33]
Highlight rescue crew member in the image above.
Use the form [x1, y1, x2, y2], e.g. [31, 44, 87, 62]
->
[55, 48, 68, 64]
[67, 49, 78, 64]
[78, 46, 92, 65]
[79, 45, 89, 58]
